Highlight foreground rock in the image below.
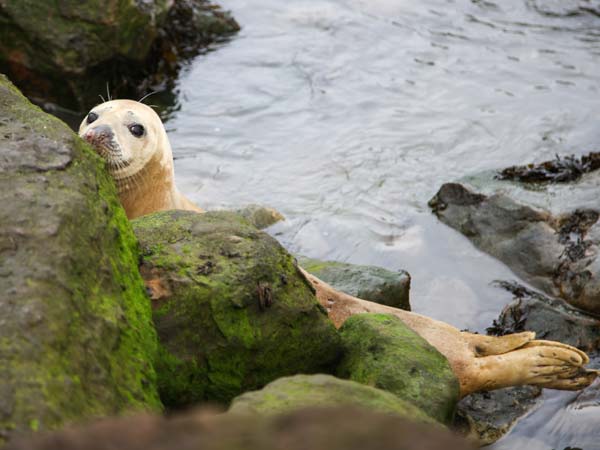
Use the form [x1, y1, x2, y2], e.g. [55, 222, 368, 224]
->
[229, 374, 434, 423]
[0, 76, 160, 443]
[429, 182, 600, 314]
[6, 407, 474, 450]
[133, 211, 342, 408]
[297, 257, 411, 310]
[336, 314, 459, 424]
[0, 0, 239, 114]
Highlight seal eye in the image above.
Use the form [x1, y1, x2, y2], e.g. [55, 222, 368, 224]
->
[86, 112, 98, 124]
[129, 124, 145, 138]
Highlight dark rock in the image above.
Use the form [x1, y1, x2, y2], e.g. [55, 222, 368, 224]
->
[5, 406, 475, 450]
[0, 76, 161, 444]
[429, 182, 600, 314]
[336, 314, 459, 424]
[229, 374, 435, 424]
[0, 0, 239, 117]
[455, 386, 542, 446]
[132, 210, 342, 409]
[488, 281, 600, 352]
[297, 256, 411, 310]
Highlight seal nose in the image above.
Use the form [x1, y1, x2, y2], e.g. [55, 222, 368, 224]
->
[83, 124, 114, 143]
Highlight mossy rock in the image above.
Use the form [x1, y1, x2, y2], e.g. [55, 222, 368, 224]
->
[297, 257, 411, 310]
[0, 0, 239, 114]
[229, 374, 435, 424]
[0, 75, 161, 443]
[336, 314, 459, 424]
[132, 210, 342, 408]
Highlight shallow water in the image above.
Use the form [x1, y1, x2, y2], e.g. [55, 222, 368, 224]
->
[165, 0, 600, 447]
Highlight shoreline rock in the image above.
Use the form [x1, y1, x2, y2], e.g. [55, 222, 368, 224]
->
[429, 182, 600, 315]
[336, 314, 459, 424]
[297, 257, 411, 311]
[0, 0, 239, 119]
[229, 374, 436, 424]
[132, 210, 342, 408]
[0, 75, 161, 444]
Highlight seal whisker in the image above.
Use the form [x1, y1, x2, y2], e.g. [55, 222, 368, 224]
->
[98, 94, 106, 103]
[138, 91, 160, 104]
[106, 82, 112, 102]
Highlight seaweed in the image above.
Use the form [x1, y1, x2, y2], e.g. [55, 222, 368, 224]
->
[497, 152, 600, 183]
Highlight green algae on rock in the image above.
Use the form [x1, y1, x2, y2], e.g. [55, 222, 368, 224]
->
[297, 257, 411, 310]
[132, 210, 342, 408]
[228, 374, 435, 424]
[0, 75, 161, 444]
[336, 314, 459, 424]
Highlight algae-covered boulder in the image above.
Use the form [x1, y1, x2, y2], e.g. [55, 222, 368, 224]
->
[298, 256, 411, 310]
[336, 314, 459, 424]
[0, 75, 160, 443]
[132, 210, 342, 408]
[229, 374, 435, 424]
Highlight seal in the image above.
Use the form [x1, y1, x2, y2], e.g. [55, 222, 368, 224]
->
[81, 100, 597, 397]
[78, 100, 202, 219]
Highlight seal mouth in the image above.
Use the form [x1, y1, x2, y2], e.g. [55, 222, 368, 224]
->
[85, 139, 131, 171]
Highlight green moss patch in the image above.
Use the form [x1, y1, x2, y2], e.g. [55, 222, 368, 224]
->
[336, 314, 459, 424]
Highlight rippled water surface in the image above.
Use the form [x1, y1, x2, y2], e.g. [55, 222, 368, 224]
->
[165, 0, 600, 447]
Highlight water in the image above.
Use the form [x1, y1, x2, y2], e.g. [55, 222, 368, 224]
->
[164, 0, 600, 447]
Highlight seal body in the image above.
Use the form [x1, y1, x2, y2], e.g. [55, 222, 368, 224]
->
[78, 100, 202, 219]
[80, 100, 595, 397]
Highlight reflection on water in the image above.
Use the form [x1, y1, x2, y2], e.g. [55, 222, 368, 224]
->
[165, 1, 600, 447]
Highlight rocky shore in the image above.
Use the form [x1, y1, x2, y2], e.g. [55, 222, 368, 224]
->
[0, 75, 464, 447]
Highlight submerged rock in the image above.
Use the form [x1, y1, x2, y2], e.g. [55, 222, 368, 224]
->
[0, 0, 239, 115]
[455, 386, 541, 446]
[235, 204, 285, 230]
[429, 182, 600, 315]
[0, 76, 161, 443]
[336, 314, 459, 424]
[132, 210, 342, 408]
[297, 257, 411, 310]
[228, 374, 435, 424]
[5, 406, 474, 450]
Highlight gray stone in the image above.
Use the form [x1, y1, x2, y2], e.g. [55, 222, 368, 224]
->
[297, 257, 411, 310]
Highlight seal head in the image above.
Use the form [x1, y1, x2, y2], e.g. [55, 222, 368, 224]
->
[79, 99, 202, 219]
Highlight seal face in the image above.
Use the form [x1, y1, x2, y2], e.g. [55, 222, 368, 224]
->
[79, 100, 167, 192]
[79, 99, 202, 219]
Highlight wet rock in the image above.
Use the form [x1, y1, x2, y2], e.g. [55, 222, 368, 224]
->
[132, 211, 342, 409]
[455, 386, 542, 446]
[335, 314, 459, 424]
[235, 204, 285, 229]
[229, 374, 435, 424]
[0, 76, 161, 443]
[455, 280, 600, 446]
[5, 406, 474, 450]
[0, 0, 239, 115]
[297, 257, 411, 310]
[488, 281, 600, 352]
[429, 182, 600, 315]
